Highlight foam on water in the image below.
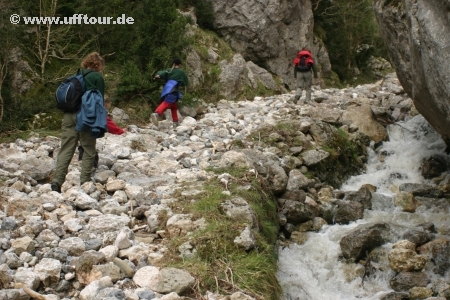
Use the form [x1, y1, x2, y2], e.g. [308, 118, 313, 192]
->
[277, 115, 450, 300]
[278, 207, 449, 300]
[341, 115, 447, 194]
[277, 226, 393, 300]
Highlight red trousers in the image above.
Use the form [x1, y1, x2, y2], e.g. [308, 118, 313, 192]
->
[155, 101, 178, 122]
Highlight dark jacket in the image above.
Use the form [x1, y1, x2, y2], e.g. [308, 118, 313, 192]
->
[156, 67, 188, 87]
[83, 69, 105, 96]
[76, 89, 107, 138]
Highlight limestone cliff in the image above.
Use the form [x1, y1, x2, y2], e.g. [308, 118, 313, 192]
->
[373, 0, 450, 148]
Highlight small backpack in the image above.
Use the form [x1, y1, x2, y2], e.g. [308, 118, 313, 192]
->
[293, 50, 314, 72]
[55, 69, 92, 112]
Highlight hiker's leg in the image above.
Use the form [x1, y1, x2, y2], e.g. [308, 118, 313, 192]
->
[169, 103, 178, 122]
[297, 73, 308, 104]
[79, 129, 96, 184]
[304, 71, 313, 102]
[295, 76, 303, 101]
[155, 101, 170, 116]
[53, 113, 78, 185]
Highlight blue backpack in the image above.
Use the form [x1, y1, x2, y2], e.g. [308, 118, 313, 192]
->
[161, 79, 182, 103]
[55, 69, 92, 112]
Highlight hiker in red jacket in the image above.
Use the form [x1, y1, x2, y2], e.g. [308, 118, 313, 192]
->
[106, 115, 125, 135]
[293, 48, 318, 104]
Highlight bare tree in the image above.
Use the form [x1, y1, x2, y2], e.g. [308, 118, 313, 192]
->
[34, 0, 58, 79]
[33, 0, 95, 80]
[0, 3, 17, 121]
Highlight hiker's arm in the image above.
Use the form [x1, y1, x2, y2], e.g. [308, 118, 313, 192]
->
[294, 66, 297, 79]
[106, 116, 125, 135]
[154, 70, 167, 81]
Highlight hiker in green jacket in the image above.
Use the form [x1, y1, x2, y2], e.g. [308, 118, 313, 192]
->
[151, 58, 188, 129]
[154, 58, 188, 87]
[51, 52, 105, 193]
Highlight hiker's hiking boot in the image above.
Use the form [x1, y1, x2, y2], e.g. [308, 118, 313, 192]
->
[51, 182, 61, 193]
[293, 94, 300, 104]
[173, 122, 178, 129]
[151, 113, 160, 126]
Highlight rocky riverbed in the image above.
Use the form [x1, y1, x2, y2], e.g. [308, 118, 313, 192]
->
[0, 73, 449, 300]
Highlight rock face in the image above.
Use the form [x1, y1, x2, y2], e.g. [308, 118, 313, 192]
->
[211, 0, 330, 88]
[373, 0, 450, 147]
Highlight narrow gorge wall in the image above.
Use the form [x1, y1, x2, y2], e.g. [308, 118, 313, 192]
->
[373, 0, 450, 147]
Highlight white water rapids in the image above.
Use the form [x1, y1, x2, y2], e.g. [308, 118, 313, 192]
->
[277, 115, 450, 300]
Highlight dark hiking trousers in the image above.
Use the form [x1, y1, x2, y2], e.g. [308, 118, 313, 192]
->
[53, 112, 96, 185]
[295, 70, 313, 103]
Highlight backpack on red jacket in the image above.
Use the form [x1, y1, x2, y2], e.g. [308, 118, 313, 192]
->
[293, 50, 314, 72]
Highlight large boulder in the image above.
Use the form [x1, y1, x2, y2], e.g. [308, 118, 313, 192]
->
[341, 104, 387, 143]
[340, 223, 391, 262]
[373, 0, 450, 148]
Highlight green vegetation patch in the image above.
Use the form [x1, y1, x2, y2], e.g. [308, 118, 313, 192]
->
[163, 169, 281, 299]
[245, 121, 367, 188]
[309, 128, 366, 187]
[187, 28, 233, 104]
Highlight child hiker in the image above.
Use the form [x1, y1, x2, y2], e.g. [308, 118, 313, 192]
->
[151, 58, 188, 129]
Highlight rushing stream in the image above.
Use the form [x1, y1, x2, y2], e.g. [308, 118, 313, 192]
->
[277, 115, 450, 300]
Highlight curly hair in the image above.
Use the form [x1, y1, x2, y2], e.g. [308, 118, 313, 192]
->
[81, 52, 104, 71]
